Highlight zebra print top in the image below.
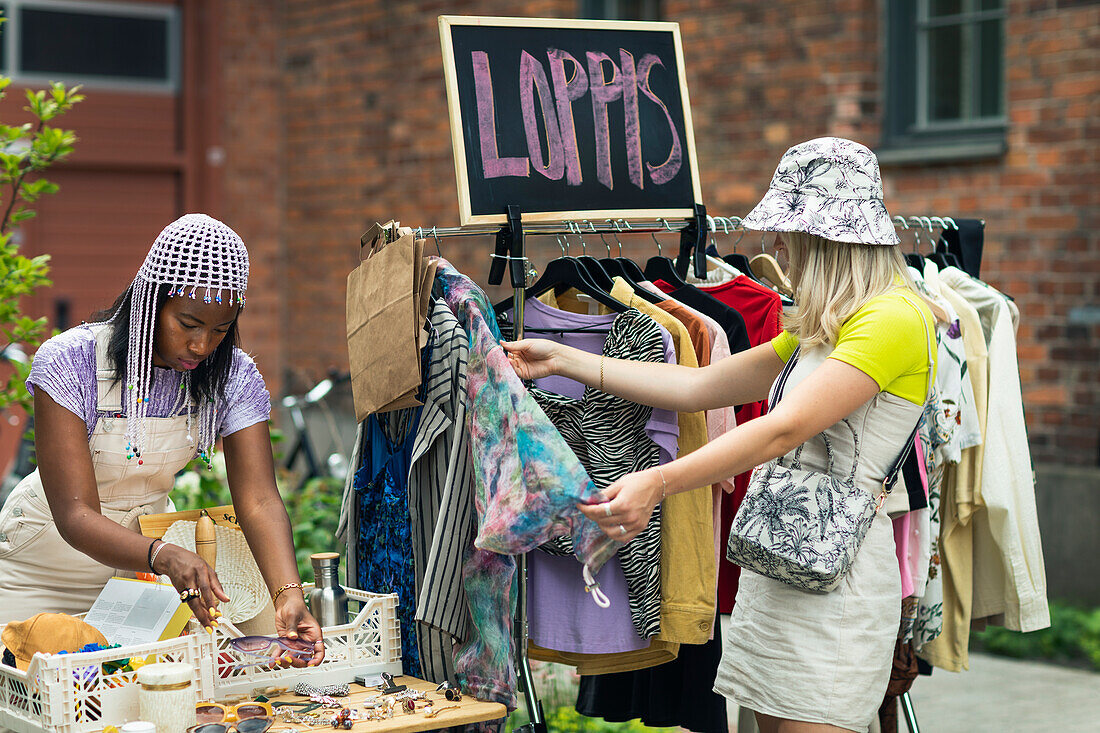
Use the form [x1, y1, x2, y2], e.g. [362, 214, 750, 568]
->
[531, 308, 667, 639]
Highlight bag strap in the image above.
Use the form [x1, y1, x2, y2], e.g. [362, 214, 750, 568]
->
[771, 292, 935, 500]
[881, 293, 937, 496]
[768, 344, 801, 410]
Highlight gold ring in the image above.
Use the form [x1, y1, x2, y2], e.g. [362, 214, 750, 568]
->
[179, 588, 200, 602]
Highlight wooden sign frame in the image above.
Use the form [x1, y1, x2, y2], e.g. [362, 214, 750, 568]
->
[439, 15, 703, 226]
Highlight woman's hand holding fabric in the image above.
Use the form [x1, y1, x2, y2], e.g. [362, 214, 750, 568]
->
[273, 594, 325, 667]
[578, 468, 664, 543]
[502, 339, 561, 380]
[156, 543, 230, 628]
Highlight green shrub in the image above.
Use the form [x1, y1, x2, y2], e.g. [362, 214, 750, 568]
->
[503, 662, 679, 732]
[170, 426, 345, 581]
[506, 706, 678, 732]
[971, 600, 1100, 671]
[0, 68, 83, 420]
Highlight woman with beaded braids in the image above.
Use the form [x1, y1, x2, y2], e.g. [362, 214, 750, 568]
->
[0, 214, 324, 664]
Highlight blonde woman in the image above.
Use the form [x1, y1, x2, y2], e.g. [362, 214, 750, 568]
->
[504, 138, 936, 733]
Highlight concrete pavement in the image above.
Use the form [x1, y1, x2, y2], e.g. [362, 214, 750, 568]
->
[726, 652, 1100, 732]
[905, 652, 1100, 732]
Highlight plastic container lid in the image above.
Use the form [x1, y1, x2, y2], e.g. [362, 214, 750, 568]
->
[136, 661, 193, 688]
[120, 722, 156, 733]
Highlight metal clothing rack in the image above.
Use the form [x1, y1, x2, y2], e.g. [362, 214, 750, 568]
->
[409, 204, 706, 732]
[416, 204, 927, 733]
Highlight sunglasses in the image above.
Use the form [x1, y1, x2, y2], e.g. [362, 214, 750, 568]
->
[194, 701, 273, 724]
[186, 717, 272, 733]
[226, 635, 314, 667]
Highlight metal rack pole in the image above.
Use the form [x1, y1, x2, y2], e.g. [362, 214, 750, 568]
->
[484, 207, 546, 733]
[900, 691, 921, 733]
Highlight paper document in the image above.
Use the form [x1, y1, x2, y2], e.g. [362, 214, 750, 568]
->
[83, 577, 193, 646]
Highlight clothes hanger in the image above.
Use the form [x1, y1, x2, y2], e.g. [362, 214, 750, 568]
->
[897, 216, 924, 269]
[643, 219, 690, 288]
[721, 217, 760, 282]
[573, 221, 617, 293]
[494, 233, 629, 315]
[598, 220, 662, 304]
[710, 217, 742, 276]
[749, 233, 794, 297]
[699, 215, 741, 277]
[609, 219, 649, 283]
[929, 216, 963, 270]
[596, 229, 628, 281]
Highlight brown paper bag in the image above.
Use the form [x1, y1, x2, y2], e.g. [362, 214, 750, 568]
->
[372, 240, 437, 413]
[346, 228, 423, 421]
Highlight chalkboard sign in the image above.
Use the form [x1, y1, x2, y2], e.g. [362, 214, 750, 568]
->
[439, 16, 702, 225]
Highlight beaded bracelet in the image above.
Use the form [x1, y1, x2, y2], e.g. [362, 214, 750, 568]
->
[146, 538, 160, 571]
[148, 539, 169, 573]
[271, 582, 303, 604]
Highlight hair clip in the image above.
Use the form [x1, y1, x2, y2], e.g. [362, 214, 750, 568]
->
[378, 672, 406, 695]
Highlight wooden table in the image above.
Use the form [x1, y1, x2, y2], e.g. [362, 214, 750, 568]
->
[265, 675, 508, 732]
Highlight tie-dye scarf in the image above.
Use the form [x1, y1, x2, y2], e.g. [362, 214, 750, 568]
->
[433, 260, 621, 711]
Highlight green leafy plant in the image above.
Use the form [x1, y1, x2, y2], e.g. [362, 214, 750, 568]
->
[506, 705, 678, 732]
[0, 68, 83, 417]
[971, 600, 1100, 671]
[171, 426, 346, 581]
[504, 662, 678, 732]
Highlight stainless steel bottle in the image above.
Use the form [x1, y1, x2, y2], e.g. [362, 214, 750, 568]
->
[308, 552, 348, 627]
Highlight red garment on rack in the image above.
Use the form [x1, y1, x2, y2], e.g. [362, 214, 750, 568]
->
[668, 275, 783, 613]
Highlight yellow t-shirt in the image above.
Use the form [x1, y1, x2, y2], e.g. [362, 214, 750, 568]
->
[771, 289, 936, 405]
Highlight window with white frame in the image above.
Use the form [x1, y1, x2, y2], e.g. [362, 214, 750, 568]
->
[880, 0, 1006, 163]
[0, 0, 179, 92]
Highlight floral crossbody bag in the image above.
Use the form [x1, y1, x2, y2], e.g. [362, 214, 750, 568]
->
[726, 298, 933, 593]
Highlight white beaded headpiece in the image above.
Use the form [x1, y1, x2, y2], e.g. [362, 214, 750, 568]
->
[120, 214, 249, 465]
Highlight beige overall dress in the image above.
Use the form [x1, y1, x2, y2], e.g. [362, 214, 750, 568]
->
[714, 298, 934, 732]
[0, 325, 195, 624]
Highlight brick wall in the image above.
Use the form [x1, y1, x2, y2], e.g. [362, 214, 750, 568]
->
[219, 0, 287, 399]
[237, 0, 1098, 465]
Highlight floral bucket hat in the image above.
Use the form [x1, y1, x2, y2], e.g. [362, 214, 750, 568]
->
[742, 137, 899, 246]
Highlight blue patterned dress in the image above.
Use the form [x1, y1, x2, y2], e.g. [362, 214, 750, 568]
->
[354, 396, 424, 678]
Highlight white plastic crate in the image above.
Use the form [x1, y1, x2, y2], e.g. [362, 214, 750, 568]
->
[197, 585, 402, 696]
[0, 633, 215, 733]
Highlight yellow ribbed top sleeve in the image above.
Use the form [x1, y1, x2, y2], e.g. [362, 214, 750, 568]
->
[770, 290, 936, 405]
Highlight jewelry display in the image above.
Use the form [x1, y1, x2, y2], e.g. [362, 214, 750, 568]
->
[238, 677, 476, 728]
[272, 701, 321, 715]
[331, 707, 357, 729]
[392, 689, 428, 703]
[293, 682, 348, 698]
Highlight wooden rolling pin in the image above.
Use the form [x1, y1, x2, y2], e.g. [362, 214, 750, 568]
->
[195, 509, 217, 569]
